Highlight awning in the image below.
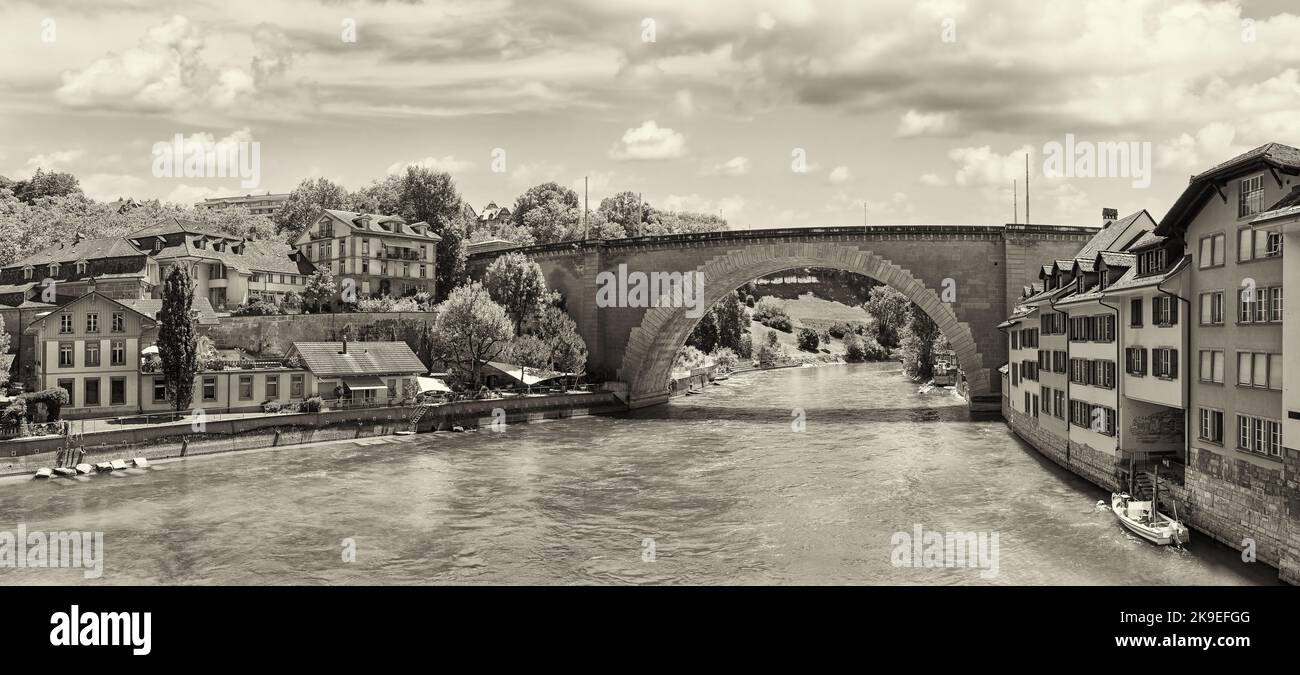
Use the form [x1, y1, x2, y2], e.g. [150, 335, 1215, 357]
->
[417, 376, 451, 393]
[342, 376, 388, 391]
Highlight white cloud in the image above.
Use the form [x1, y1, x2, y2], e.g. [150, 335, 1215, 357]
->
[919, 173, 948, 187]
[827, 166, 852, 184]
[896, 110, 953, 137]
[675, 89, 695, 116]
[609, 121, 687, 160]
[704, 156, 751, 176]
[79, 173, 150, 202]
[949, 145, 1034, 188]
[386, 155, 474, 175]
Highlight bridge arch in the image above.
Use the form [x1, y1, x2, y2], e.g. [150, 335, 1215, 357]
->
[619, 242, 982, 407]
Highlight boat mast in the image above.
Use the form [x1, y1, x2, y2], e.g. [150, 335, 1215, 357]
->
[1151, 466, 1159, 524]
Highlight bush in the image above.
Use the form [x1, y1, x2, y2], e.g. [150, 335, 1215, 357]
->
[755, 342, 785, 367]
[231, 299, 284, 316]
[737, 333, 753, 359]
[301, 396, 323, 413]
[828, 321, 851, 339]
[796, 327, 820, 352]
[263, 401, 282, 413]
[751, 297, 787, 324]
[745, 294, 755, 308]
[2, 398, 26, 427]
[280, 290, 303, 313]
[25, 387, 70, 422]
[760, 314, 793, 332]
[711, 347, 738, 371]
[845, 333, 889, 362]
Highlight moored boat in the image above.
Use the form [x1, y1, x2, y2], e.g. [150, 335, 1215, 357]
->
[1110, 492, 1189, 546]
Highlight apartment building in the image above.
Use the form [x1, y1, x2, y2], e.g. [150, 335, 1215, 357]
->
[196, 192, 290, 217]
[293, 210, 443, 303]
[0, 234, 161, 303]
[129, 217, 316, 311]
[1251, 186, 1300, 454]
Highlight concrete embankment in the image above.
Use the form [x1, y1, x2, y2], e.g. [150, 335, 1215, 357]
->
[1, 392, 625, 479]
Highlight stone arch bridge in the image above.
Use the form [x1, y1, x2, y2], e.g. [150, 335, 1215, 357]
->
[468, 225, 1094, 411]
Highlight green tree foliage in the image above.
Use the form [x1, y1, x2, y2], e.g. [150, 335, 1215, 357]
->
[431, 283, 514, 387]
[482, 252, 547, 335]
[158, 266, 200, 413]
[274, 177, 347, 239]
[864, 285, 910, 348]
[713, 292, 745, 352]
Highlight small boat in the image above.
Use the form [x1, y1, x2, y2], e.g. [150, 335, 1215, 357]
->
[1111, 492, 1189, 546]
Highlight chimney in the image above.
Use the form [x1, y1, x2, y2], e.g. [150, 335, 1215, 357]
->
[1101, 207, 1118, 225]
[341, 337, 347, 354]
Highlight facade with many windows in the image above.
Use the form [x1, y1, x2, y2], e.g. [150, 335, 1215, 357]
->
[294, 210, 443, 303]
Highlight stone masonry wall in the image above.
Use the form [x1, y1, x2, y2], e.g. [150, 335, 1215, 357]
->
[1004, 398, 1300, 583]
[205, 311, 433, 355]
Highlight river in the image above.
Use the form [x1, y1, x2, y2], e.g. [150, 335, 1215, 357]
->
[0, 363, 1277, 585]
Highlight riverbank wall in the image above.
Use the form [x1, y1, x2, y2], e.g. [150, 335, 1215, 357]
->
[1002, 394, 1300, 585]
[1, 392, 625, 478]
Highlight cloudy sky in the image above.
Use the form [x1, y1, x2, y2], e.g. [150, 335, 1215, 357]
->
[2, 0, 1299, 229]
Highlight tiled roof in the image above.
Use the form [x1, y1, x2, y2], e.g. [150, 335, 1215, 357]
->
[1073, 258, 1096, 273]
[1098, 251, 1135, 268]
[321, 209, 443, 241]
[7, 237, 142, 268]
[128, 217, 239, 241]
[1252, 186, 1300, 225]
[154, 239, 312, 276]
[117, 297, 222, 325]
[288, 341, 426, 377]
[1191, 142, 1300, 182]
[997, 306, 1037, 328]
[1075, 210, 1150, 259]
[1097, 255, 1191, 294]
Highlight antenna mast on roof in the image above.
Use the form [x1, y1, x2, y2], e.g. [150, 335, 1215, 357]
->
[1013, 180, 1018, 224]
[1025, 153, 1030, 224]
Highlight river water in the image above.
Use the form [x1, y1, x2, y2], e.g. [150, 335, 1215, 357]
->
[0, 363, 1277, 585]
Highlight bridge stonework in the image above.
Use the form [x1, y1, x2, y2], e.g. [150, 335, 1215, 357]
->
[469, 225, 1093, 411]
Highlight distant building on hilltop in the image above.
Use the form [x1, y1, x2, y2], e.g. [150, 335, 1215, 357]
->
[196, 192, 290, 217]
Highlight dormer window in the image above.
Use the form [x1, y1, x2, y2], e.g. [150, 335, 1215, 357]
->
[49, 263, 60, 277]
[76, 260, 88, 275]
[1137, 248, 1167, 276]
[23, 266, 33, 280]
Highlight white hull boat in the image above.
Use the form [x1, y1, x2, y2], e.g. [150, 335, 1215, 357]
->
[1111, 492, 1189, 546]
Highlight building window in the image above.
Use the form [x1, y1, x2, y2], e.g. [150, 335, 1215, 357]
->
[1053, 351, 1067, 374]
[267, 375, 279, 399]
[1237, 414, 1281, 457]
[1031, 393, 1039, 418]
[1265, 231, 1283, 258]
[1053, 390, 1065, 419]
[239, 375, 254, 400]
[1238, 175, 1264, 218]
[1151, 296, 1177, 326]
[111, 312, 125, 333]
[85, 342, 100, 367]
[110, 340, 125, 366]
[153, 378, 167, 403]
[49, 263, 60, 277]
[86, 313, 99, 333]
[1129, 299, 1143, 327]
[1198, 233, 1226, 268]
[58, 379, 74, 407]
[58, 342, 74, 368]
[1199, 408, 1223, 444]
[1125, 348, 1147, 376]
[1236, 352, 1281, 389]
[291, 374, 304, 399]
[84, 378, 100, 407]
[59, 314, 73, 334]
[1270, 285, 1283, 322]
[1198, 350, 1224, 384]
[1137, 247, 1167, 276]
[23, 266, 33, 280]
[1199, 291, 1223, 325]
[110, 377, 126, 406]
[1152, 348, 1177, 379]
[203, 376, 218, 401]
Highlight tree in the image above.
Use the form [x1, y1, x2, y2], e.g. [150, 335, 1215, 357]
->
[532, 305, 588, 381]
[797, 327, 820, 352]
[158, 266, 200, 413]
[9, 168, 82, 203]
[864, 285, 910, 348]
[275, 177, 347, 239]
[483, 252, 548, 335]
[647, 210, 727, 235]
[596, 191, 655, 237]
[303, 268, 337, 313]
[431, 283, 514, 387]
[685, 310, 719, 353]
[521, 198, 580, 244]
[713, 293, 745, 352]
[513, 182, 579, 229]
[345, 174, 402, 215]
[899, 305, 941, 380]
[393, 166, 471, 300]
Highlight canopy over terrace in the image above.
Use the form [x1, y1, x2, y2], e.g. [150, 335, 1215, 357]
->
[482, 361, 570, 387]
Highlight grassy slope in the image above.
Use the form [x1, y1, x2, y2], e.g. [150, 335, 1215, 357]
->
[744, 291, 877, 363]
